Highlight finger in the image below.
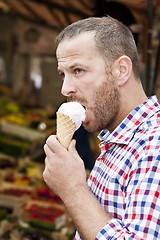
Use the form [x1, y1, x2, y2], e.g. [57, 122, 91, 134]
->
[46, 134, 67, 153]
[43, 157, 48, 174]
[43, 157, 54, 179]
[44, 143, 55, 159]
[44, 156, 48, 165]
[68, 139, 76, 152]
[44, 156, 51, 169]
[45, 135, 57, 149]
[68, 139, 81, 160]
[43, 158, 48, 182]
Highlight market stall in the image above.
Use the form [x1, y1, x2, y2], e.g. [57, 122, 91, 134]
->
[0, 92, 77, 239]
[0, 1, 160, 240]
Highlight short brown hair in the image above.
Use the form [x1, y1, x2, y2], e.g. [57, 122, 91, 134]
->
[56, 16, 140, 78]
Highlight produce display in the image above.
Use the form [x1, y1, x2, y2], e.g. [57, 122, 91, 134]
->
[0, 96, 53, 162]
[0, 160, 75, 240]
[0, 97, 21, 115]
[0, 133, 32, 157]
[0, 95, 75, 240]
[22, 201, 65, 225]
[0, 94, 96, 240]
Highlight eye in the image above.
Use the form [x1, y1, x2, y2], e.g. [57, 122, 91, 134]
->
[74, 69, 83, 74]
[59, 72, 65, 80]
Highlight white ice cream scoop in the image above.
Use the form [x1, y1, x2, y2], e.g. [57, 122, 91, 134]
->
[57, 102, 86, 130]
[56, 102, 86, 149]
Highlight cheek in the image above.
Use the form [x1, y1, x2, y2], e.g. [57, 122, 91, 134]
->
[91, 77, 119, 116]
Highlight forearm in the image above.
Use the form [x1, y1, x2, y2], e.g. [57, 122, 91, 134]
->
[62, 184, 112, 240]
[43, 136, 111, 239]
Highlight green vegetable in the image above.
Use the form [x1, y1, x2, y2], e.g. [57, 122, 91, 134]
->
[0, 208, 8, 220]
[29, 220, 55, 231]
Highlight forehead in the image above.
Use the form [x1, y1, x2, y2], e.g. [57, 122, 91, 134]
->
[56, 32, 98, 62]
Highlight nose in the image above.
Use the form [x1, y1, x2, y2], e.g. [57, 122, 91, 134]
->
[61, 76, 77, 97]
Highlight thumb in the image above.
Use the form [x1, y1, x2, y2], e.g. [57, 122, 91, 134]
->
[68, 139, 86, 173]
[68, 139, 77, 154]
[68, 139, 79, 158]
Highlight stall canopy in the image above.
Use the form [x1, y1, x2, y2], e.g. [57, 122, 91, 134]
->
[0, 0, 159, 95]
[0, 0, 155, 31]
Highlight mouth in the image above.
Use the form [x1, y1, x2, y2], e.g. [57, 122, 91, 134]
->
[82, 105, 88, 124]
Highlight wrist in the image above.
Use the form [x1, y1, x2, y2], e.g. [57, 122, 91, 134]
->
[62, 183, 89, 208]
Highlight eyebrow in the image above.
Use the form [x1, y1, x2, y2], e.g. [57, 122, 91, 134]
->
[57, 63, 86, 73]
[69, 63, 84, 69]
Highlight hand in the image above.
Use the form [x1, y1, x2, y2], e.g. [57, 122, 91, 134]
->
[44, 135, 110, 240]
[43, 135, 86, 202]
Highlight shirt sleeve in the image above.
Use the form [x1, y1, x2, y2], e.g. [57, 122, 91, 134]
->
[94, 153, 160, 240]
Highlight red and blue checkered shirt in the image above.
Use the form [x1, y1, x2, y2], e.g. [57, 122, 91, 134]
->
[75, 95, 160, 240]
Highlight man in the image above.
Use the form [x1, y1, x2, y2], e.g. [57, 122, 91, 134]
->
[43, 16, 160, 239]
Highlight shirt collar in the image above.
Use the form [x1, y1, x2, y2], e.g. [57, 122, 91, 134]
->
[98, 95, 160, 145]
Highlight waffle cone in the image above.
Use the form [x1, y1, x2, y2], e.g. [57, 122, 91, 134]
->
[56, 112, 76, 149]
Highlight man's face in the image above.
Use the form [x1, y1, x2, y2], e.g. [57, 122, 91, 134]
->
[56, 32, 120, 133]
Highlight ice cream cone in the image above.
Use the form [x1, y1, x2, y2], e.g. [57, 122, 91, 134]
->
[56, 112, 76, 149]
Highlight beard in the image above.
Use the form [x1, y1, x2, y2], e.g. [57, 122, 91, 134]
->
[68, 73, 120, 133]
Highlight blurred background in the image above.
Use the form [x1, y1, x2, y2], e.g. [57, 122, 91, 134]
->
[0, 0, 160, 239]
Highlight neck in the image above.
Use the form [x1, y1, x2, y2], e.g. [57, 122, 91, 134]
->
[109, 79, 148, 133]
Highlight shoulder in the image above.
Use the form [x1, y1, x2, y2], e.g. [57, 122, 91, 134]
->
[132, 111, 160, 153]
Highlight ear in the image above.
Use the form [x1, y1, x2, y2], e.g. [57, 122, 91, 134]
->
[112, 55, 132, 86]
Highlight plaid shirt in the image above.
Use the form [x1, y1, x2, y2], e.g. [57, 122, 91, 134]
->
[75, 96, 160, 240]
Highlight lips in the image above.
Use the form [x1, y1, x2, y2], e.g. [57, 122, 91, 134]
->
[82, 107, 88, 124]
